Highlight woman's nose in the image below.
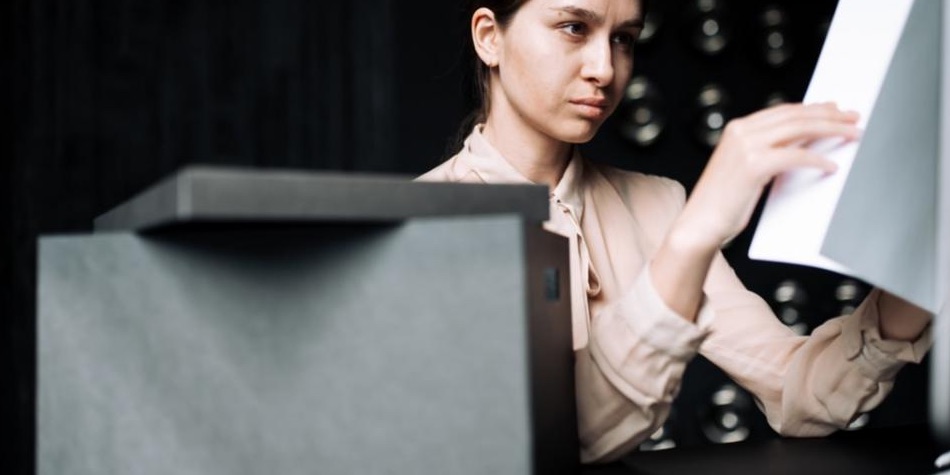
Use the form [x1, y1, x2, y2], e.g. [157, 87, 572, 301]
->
[581, 39, 615, 87]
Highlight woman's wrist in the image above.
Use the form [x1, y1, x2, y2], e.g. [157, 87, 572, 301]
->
[876, 290, 932, 342]
[665, 212, 724, 256]
[650, 220, 720, 322]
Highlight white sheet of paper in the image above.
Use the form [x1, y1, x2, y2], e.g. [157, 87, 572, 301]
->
[747, 0, 914, 272]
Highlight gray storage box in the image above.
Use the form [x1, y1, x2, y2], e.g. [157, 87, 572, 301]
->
[38, 167, 577, 475]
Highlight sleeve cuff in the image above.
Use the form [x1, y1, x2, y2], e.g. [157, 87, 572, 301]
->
[615, 264, 711, 361]
[842, 289, 933, 379]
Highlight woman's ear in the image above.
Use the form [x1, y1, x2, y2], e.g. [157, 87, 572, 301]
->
[472, 7, 501, 68]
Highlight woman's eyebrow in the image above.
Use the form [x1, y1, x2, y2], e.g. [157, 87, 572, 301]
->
[549, 5, 644, 29]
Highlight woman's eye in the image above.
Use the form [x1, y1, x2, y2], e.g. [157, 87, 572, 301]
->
[560, 22, 587, 36]
[611, 32, 636, 49]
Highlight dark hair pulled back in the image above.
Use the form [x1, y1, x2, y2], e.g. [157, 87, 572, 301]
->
[445, 0, 529, 155]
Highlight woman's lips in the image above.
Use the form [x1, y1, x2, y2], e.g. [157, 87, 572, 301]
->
[570, 97, 610, 119]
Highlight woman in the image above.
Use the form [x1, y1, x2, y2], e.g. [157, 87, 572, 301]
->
[417, 0, 933, 463]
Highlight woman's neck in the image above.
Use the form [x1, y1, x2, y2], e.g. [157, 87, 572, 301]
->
[481, 114, 572, 191]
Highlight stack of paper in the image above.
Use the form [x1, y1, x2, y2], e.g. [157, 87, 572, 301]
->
[748, 0, 944, 313]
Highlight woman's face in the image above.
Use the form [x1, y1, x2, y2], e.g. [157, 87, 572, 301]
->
[490, 0, 643, 144]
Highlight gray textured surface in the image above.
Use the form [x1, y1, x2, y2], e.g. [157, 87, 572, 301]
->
[933, 0, 950, 448]
[93, 167, 550, 231]
[822, 0, 939, 312]
[38, 216, 574, 474]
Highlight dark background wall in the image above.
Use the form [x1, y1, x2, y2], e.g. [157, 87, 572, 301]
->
[3, 0, 929, 473]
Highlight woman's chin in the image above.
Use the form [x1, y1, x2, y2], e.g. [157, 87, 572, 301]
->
[556, 122, 603, 144]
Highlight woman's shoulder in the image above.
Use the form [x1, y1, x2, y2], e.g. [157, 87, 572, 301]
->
[585, 160, 687, 208]
[415, 159, 456, 182]
[414, 154, 481, 183]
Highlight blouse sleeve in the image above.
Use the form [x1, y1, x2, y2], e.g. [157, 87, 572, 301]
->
[576, 174, 718, 463]
[577, 265, 714, 462]
[698, 257, 932, 436]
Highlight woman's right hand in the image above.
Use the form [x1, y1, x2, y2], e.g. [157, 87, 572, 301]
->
[649, 102, 861, 321]
[674, 101, 861, 250]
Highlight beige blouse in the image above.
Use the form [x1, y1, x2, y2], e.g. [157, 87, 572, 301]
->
[417, 126, 932, 463]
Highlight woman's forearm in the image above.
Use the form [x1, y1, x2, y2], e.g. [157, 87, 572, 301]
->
[649, 217, 720, 322]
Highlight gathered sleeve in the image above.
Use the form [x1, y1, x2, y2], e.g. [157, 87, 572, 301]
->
[699, 257, 932, 436]
[575, 172, 717, 462]
[577, 265, 714, 462]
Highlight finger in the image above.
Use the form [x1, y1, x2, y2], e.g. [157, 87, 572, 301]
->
[742, 102, 860, 133]
[760, 101, 857, 121]
[759, 118, 862, 148]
